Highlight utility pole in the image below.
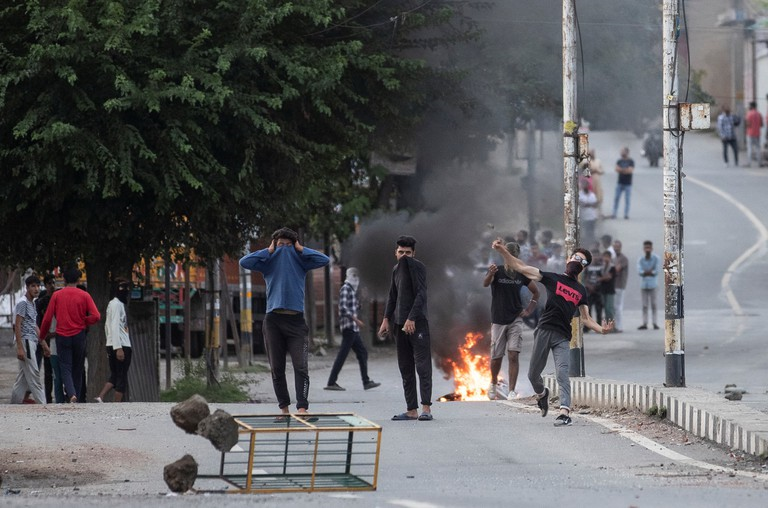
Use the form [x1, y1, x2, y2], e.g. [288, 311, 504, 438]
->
[239, 256, 253, 365]
[526, 120, 538, 241]
[563, 0, 584, 377]
[662, 0, 685, 387]
[164, 250, 172, 389]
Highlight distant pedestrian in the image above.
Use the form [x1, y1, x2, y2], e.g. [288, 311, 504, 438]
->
[35, 273, 59, 403]
[601, 234, 616, 260]
[482, 242, 539, 401]
[239, 227, 330, 416]
[95, 278, 133, 402]
[583, 251, 604, 326]
[39, 267, 101, 403]
[745, 101, 763, 167]
[610, 147, 634, 220]
[637, 240, 660, 330]
[717, 106, 739, 167]
[324, 268, 381, 392]
[588, 149, 605, 217]
[579, 178, 599, 245]
[493, 239, 613, 427]
[378, 235, 433, 422]
[11, 276, 49, 404]
[599, 251, 616, 322]
[612, 240, 629, 333]
[516, 230, 532, 262]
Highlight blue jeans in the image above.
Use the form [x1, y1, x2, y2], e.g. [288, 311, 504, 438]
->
[327, 328, 371, 387]
[612, 183, 632, 218]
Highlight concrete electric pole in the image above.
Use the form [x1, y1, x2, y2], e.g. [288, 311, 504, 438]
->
[662, 0, 685, 387]
[563, 0, 586, 377]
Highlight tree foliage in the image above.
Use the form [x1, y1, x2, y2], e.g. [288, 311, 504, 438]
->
[0, 0, 484, 393]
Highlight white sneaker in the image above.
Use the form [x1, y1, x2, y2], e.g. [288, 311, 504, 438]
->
[506, 390, 518, 401]
[487, 383, 497, 400]
[94, 397, 103, 403]
[496, 382, 509, 399]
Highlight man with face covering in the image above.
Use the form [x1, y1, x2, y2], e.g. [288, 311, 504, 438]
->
[324, 268, 381, 391]
[378, 235, 433, 421]
[493, 239, 613, 426]
[95, 278, 133, 402]
[239, 227, 330, 416]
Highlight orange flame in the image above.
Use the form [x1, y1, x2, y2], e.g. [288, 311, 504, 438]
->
[444, 332, 491, 401]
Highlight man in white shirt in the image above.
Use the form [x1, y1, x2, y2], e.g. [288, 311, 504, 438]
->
[95, 279, 132, 402]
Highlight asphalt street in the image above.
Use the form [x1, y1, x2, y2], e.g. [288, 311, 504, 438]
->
[2, 130, 768, 507]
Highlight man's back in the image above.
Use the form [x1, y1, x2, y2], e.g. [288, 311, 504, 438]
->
[41, 287, 100, 338]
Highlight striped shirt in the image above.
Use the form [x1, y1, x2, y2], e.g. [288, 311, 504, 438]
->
[338, 282, 360, 332]
[14, 299, 38, 342]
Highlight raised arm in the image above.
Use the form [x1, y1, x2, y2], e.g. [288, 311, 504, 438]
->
[491, 239, 541, 281]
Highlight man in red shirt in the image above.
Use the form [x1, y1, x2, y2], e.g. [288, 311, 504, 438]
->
[39, 267, 101, 403]
[745, 101, 763, 167]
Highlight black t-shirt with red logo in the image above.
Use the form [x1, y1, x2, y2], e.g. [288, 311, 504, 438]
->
[537, 271, 588, 340]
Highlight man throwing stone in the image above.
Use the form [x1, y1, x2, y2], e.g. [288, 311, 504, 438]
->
[492, 239, 613, 426]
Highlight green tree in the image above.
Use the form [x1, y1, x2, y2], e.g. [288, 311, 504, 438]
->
[0, 1, 482, 394]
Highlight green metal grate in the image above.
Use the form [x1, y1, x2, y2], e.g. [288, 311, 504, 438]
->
[197, 413, 381, 494]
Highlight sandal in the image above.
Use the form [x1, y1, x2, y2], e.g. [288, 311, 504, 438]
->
[391, 412, 418, 421]
[417, 412, 433, 421]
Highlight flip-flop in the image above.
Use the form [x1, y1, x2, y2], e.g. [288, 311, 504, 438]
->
[391, 412, 418, 421]
[418, 412, 433, 421]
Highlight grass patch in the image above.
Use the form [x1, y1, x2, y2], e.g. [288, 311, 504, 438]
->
[160, 359, 251, 403]
[226, 363, 271, 375]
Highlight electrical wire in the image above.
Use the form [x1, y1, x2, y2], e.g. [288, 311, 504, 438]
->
[574, 0, 586, 126]
[682, 0, 690, 103]
[304, 0, 435, 37]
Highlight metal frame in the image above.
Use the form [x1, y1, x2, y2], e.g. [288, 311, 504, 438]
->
[198, 412, 381, 494]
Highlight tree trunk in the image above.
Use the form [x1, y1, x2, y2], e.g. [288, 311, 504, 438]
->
[85, 255, 111, 401]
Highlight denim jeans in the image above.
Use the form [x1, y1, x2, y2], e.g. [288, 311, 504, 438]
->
[612, 183, 632, 218]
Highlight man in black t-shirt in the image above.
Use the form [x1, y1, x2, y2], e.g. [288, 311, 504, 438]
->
[492, 239, 613, 427]
[610, 147, 635, 219]
[482, 242, 539, 401]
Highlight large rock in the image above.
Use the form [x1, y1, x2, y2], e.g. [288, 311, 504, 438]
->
[170, 394, 210, 434]
[163, 454, 198, 493]
[197, 409, 239, 452]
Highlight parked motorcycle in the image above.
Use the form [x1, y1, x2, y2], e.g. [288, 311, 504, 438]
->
[642, 131, 662, 167]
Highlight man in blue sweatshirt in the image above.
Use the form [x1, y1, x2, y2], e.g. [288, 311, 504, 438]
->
[240, 227, 330, 416]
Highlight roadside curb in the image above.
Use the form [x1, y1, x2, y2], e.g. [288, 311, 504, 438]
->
[544, 375, 768, 457]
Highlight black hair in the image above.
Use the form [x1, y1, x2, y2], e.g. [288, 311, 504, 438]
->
[396, 235, 417, 249]
[25, 275, 41, 287]
[573, 247, 592, 266]
[43, 273, 56, 285]
[63, 266, 81, 284]
[271, 227, 299, 244]
[643, 240, 653, 246]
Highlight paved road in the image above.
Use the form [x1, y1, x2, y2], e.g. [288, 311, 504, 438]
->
[1, 347, 767, 508]
[2, 130, 768, 506]
[582, 130, 768, 413]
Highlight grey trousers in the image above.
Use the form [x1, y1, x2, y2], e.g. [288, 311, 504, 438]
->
[640, 287, 658, 326]
[528, 328, 572, 410]
[11, 339, 46, 404]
